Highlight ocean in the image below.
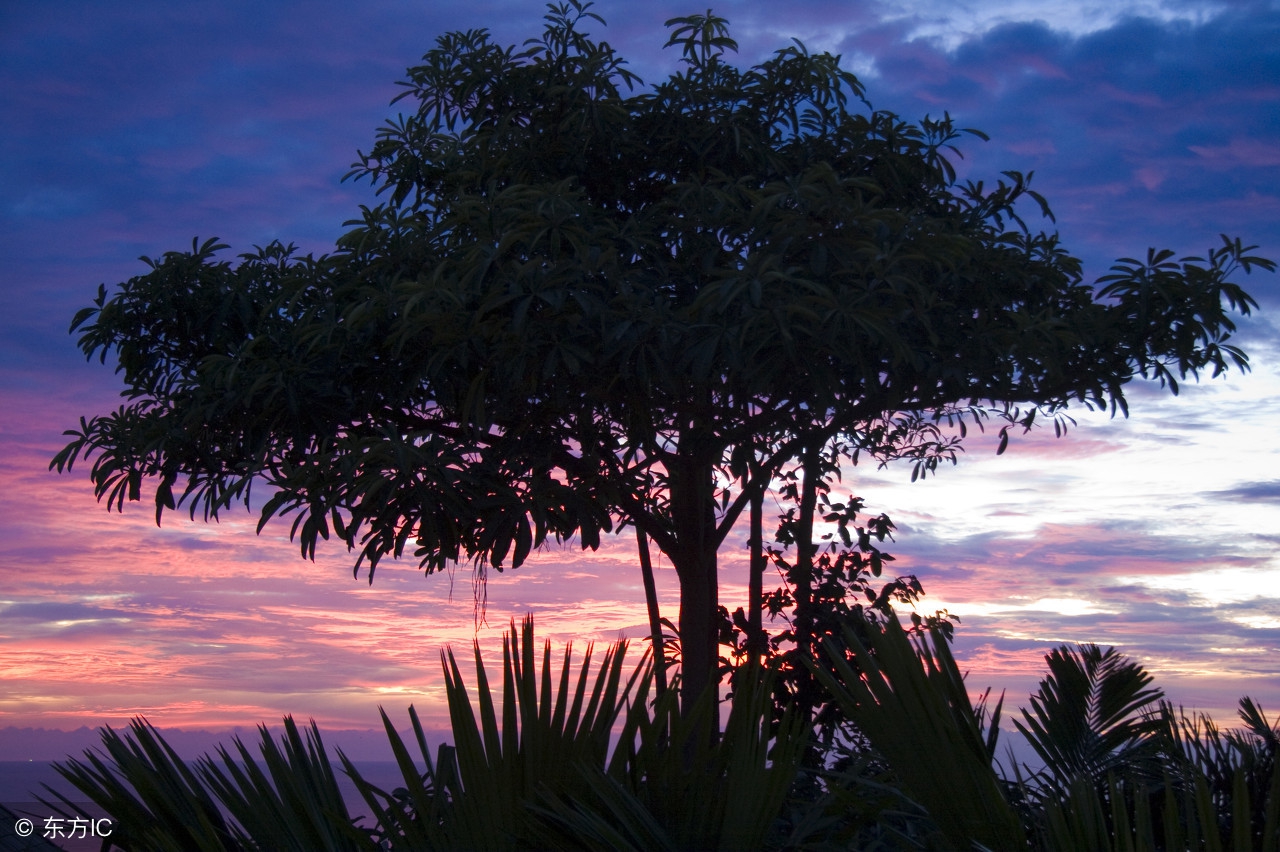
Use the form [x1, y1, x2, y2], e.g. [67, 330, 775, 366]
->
[0, 760, 411, 850]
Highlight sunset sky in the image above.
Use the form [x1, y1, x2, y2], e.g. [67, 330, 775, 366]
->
[2, 0, 1278, 759]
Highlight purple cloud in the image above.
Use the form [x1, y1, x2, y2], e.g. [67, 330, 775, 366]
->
[1212, 480, 1280, 503]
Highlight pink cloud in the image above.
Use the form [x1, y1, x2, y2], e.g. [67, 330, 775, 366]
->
[1, 384, 673, 735]
[1134, 166, 1166, 191]
[1189, 138, 1280, 169]
[1005, 138, 1058, 157]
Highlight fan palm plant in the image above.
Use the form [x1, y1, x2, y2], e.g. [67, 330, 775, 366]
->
[805, 613, 1280, 851]
[348, 616, 810, 851]
[47, 615, 811, 851]
[1032, 760, 1280, 852]
[45, 716, 369, 851]
[48, 610, 1280, 851]
[341, 613, 652, 849]
[44, 616, 650, 851]
[1140, 697, 1280, 851]
[198, 718, 369, 851]
[1014, 643, 1166, 798]
[807, 613, 1025, 851]
[534, 661, 810, 851]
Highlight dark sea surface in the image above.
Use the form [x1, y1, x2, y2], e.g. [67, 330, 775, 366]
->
[1, 761, 107, 851]
[1, 760, 410, 850]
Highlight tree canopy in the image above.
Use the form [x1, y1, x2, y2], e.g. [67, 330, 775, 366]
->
[54, 2, 1272, 714]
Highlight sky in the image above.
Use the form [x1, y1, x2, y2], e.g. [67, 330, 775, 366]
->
[1, 0, 1278, 760]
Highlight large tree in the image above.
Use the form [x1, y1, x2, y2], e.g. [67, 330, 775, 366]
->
[55, 2, 1270, 716]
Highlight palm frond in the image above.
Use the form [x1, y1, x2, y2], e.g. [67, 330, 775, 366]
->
[348, 614, 652, 849]
[537, 662, 809, 851]
[46, 718, 241, 852]
[198, 717, 370, 851]
[1014, 643, 1164, 793]
[808, 613, 1026, 851]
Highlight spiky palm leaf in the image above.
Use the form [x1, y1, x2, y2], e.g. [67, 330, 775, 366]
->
[338, 704, 453, 850]
[347, 618, 809, 852]
[343, 614, 652, 849]
[807, 613, 1025, 851]
[531, 662, 810, 852]
[1036, 762, 1280, 852]
[1148, 697, 1280, 851]
[198, 717, 369, 851]
[1014, 643, 1164, 794]
[46, 718, 243, 852]
[46, 716, 375, 852]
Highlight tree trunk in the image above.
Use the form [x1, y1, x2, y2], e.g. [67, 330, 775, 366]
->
[667, 425, 720, 729]
[747, 474, 766, 658]
[794, 442, 821, 655]
[673, 536, 717, 722]
[792, 441, 822, 716]
[636, 529, 668, 696]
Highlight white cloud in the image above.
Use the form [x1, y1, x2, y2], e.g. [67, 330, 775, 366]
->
[877, 0, 1230, 48]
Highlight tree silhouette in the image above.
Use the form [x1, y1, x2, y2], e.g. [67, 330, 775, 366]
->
[54, 2, 1272, 719]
